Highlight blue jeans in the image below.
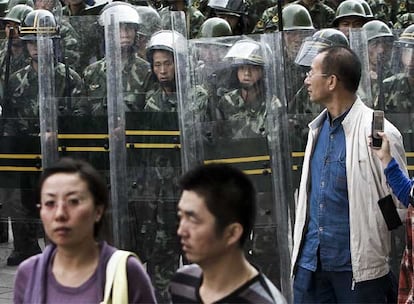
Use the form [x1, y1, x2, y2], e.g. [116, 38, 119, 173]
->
[293, 266, 397, 303]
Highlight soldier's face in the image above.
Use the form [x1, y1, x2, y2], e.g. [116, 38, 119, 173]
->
[237, 65, 263, 88]
[177, 190, 230, 265]
[402, 47, 414, 76]
[338, 16, 365, 38]
[5, 22, 19, 39]
[153, 50, 175, 84]
[368, 38, 391, 72]
[120, 24, 136, 48]
[26, 41, 38, 61]
[284, 31, 305, 58]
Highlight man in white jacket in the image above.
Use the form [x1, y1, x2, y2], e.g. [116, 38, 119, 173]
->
[291, 45, 407, 303]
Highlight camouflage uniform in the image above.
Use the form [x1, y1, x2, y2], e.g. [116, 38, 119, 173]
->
[383, 73, 414, 113]
[144, 85, 178, 112]
[159, 5, 205, 38]
[82, 53, 152, 115]
[0, 46, 28, 81]
[59, 18, 82, 73]
[217, 88, 267, 137]
[394, 12, 414, 28]
[6, 61, 82, 134]
[141, 83, 181, 303]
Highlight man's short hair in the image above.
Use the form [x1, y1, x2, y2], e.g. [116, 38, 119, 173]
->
[179, 163, 256, 246]
[319, 45, 361, 93]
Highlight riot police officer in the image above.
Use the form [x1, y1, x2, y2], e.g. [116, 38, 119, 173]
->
[332, 0, 369, 38]
[362, 20, 394, 104]
[4, 9, 82, 265]
[216, 39, 268, 138]
[142, 29, 185, 302]
[383, 25, 414, 114]
[82, 2, 152, 114]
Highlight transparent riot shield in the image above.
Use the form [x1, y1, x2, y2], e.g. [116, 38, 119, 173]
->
[349, 28, 373, 107]
[179, 32, 294, 301]
[282, 29, 318, 205]
[0, 31, 43, 267]
[103, 11, 130, 250]
[262, 31, 295, 302]
[282, 29, 315, 115]
[38, 30, 58, 168]
[103, 9, 187, 302]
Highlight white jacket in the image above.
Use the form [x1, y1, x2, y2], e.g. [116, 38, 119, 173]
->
[291, 97, 407, 282]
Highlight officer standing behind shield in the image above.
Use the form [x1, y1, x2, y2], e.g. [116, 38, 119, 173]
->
[3, 9, 83, 265]
[383, 25, 414, 114]
[216, 39, 269, 138]
[143, 29, 185, 302]
[82, 2, 152, 115]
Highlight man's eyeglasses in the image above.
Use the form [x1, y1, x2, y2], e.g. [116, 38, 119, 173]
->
[305, 71, 329, 79]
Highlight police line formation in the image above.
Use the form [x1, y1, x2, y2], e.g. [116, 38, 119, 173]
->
[0, 0, 414, 302]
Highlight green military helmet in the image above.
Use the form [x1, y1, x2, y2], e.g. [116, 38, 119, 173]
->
[98, 1, 141, 27]
[198, 17, 232, 37]
[224, 39, 264, 66]
[332, 0, 367, 27]
[207, 0, 247, 17]
[146, 29, 186, 62]
[135, 5, 161, 37]
[19, 9, 59, 40]
[5, 0, 33, 14]
[295, 28, 349, 66]
[282, 3, 314, 31]
[1, 4, 33, 25]
[362, 20, 393, 41]
[357, 0, 374, 19]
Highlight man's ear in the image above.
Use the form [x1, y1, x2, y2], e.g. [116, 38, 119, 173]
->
[328, 74, 339, 91]
[224, 223, 243, 246]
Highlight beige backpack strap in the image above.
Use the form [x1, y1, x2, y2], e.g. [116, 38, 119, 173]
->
[101, 250, 139, 304]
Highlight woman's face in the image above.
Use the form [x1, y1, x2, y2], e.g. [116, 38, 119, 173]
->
[40, 173, 104, 249]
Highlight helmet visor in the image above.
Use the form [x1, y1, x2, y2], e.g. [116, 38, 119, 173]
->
[294, 37, 330, 66]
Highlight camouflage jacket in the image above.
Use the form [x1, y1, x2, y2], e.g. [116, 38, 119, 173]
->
[59, 19, 82, 72]
[144, 84, 178, 112]
[159, 6, 205, 39]
[0, 46, 29, 82]
[383, 73, 414, 113]
[82, 53, 152, 115]
[217, 88, 267, 137]
[5, 61, 83, 135]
